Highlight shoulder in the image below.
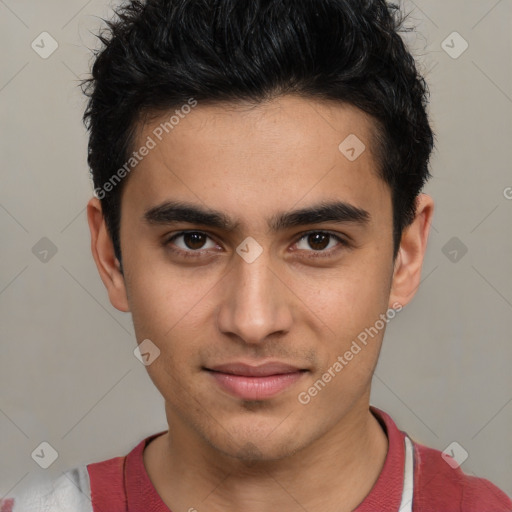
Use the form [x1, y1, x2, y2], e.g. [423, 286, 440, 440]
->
[0, 466, 93, 512]
[86, 454, 128, 511]
[371, 407, 512, 512]
[1, 433, 163, 512]
[412, 440, 512, 512]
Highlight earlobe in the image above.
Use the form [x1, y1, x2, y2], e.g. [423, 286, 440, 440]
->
[87, 197, 130, 313]
[388, 194, 434, 309]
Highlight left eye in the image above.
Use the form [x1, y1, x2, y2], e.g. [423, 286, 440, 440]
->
[295, 232, 345, 252]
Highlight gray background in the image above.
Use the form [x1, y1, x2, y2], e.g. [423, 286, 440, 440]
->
[1, 0, 511, 500]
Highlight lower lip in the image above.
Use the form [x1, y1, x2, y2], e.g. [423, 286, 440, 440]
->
[208, 370, 306, 400]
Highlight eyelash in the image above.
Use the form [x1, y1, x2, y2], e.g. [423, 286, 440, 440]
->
[163, 230, 349, 259]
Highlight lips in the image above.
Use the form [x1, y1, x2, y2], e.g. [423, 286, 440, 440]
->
[208, 362, 304, 377]
[205, 361, 307, 400]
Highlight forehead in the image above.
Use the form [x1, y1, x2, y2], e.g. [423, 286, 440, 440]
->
[122, 95, 390, 223]
[138, 95, 378, 162]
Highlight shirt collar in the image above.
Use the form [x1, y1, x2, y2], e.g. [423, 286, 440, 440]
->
[125, 406, 406, 512]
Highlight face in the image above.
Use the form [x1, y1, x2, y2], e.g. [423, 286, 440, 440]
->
[89, 95, 429, 461]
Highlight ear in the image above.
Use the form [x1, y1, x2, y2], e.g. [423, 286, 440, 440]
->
[388, 193, 434, 308]
[87, 197, 130, 312]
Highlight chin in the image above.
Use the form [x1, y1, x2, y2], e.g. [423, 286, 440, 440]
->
[203, 420, 309, 462]
[220, 438, 302, 462]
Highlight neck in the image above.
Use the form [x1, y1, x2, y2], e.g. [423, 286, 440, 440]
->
[144, 403, 388, 512]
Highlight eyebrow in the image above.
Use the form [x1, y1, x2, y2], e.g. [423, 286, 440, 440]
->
[143, 200, 370, 233]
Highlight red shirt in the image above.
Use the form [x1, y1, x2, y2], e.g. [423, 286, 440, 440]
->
[86, 407, 512, 511]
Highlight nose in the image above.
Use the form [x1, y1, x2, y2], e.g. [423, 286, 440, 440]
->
[216, 249, 294, 345]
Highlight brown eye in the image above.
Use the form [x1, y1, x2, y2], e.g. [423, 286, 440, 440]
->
[183, 232, 208, 250]
[307, 233, 331, 251]
[293, 231, 348, 258]
[165, 231, 218, 255]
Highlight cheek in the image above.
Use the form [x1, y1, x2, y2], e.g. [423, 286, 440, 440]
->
[124, 259, 222, 395]
[126, 274, 206, 408]
[291, 257, 392, 339]
[125, 252, 219, 338]
[290, 257, 392, 398]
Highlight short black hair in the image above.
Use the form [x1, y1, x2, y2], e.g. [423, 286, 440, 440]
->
[83, 0, 434, 263]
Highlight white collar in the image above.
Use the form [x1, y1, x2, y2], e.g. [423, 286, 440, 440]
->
[398, 435, 414, 511]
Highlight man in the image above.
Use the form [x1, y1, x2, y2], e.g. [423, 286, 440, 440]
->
[3, 0, 511, 511]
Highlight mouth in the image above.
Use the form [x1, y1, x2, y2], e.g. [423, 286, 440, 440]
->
[204, 362, 308, 401]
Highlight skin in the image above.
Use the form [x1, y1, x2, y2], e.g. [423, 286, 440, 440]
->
[87, 95, 434, 512]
